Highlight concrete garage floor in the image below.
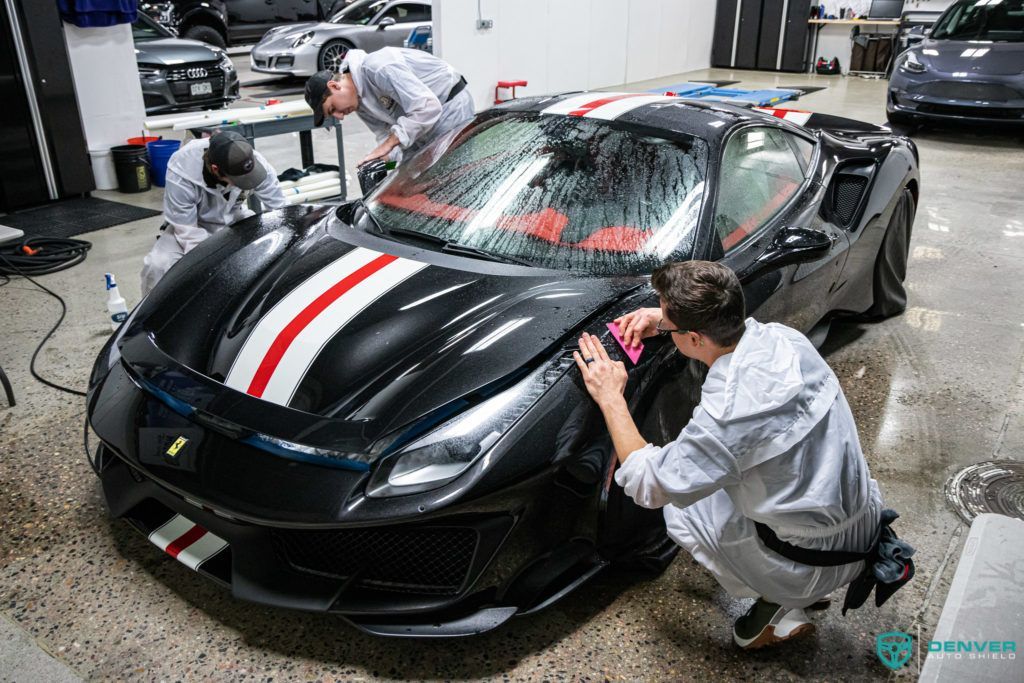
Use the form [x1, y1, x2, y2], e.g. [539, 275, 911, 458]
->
[2, 65, 1023, 681]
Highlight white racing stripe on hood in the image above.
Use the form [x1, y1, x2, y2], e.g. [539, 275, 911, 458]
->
[224, 247, 428, 406]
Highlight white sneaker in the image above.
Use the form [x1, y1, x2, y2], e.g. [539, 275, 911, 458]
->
[733, 598, 815, 650]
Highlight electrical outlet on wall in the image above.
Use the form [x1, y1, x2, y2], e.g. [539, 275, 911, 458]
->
[476, 18, 494, 30]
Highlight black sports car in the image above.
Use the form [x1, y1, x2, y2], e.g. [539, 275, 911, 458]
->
[87, 94, 918, 637]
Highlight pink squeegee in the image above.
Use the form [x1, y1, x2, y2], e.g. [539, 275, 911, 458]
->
[607, 322, 644, 365]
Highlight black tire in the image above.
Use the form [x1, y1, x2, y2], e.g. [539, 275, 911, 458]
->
[183, 24, 226, 49]
[319, 40, 354, 73]
[861, 187, 915, 319]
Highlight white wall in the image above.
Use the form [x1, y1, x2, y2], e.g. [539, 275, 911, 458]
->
[435, 0, 718, 110]
[62, 23, 147, 152]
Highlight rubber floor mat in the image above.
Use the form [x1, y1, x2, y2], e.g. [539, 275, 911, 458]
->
[0, 197, 160, 238]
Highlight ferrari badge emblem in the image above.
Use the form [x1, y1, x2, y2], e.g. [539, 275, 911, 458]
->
[166, 436, 189, 458]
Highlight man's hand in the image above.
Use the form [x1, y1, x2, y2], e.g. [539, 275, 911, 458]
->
[614, 307, 662, 348]
[360, 133, 400, 166]
[574, 332, 646, 464]
[573, 333, 628, 409]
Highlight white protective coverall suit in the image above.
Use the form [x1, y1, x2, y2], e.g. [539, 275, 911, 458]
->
[140, 138, 286, 295]
[615, 318, 883, 610]
[344, 48, 476, 162]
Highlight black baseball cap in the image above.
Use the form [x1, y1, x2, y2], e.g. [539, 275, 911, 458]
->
[207, 131, 266, 189]
[305, 66, 350, 127]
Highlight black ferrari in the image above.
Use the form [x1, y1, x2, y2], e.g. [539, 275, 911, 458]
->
[87, 93, 919, 637]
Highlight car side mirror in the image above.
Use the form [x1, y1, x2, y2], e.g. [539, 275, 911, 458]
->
[357, 158, 389, 196]
[739, 227, 833, 284]
[377, 16, 396, 30]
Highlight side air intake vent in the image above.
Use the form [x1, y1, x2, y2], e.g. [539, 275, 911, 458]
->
[827, 162, 875, 229]
[832, 176, 868, 225]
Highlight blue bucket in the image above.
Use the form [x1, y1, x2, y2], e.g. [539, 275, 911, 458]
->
[147, 139, 181, 187]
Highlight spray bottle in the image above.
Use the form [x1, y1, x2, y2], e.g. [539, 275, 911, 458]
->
[105, 273, 128, 331]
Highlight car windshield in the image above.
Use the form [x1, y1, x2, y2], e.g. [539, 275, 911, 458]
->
[331, 0, 388, 24]
[132, 13, 171, 41]
[932, 0, 1024, 41]
[364, 113, 708, 275]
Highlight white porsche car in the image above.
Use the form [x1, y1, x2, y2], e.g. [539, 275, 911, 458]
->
[250, 0, 431, 77]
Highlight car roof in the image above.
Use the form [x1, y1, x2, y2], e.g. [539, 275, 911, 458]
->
[490, 92, 778, 143]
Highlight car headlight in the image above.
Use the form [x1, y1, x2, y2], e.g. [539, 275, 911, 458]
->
[291, 31, 315, 48]
[898, 51, 927, 74]
[216, 52, 234, 71]
[366, 375, 541, 497]
[137, 64, 161, 78]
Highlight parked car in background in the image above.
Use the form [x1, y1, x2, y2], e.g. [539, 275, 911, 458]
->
[251, 0, 432, 77]
[888, 0, 1024, 126]
[140, 0, 352, 48]
[134, 11, 240, 115]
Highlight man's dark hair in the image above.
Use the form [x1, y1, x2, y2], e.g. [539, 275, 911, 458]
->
[651, 260, 746, 347]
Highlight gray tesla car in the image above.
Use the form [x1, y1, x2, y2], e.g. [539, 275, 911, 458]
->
[250, 0, 431, 77]
[134, 12, 240, 114]
[888, 0, 1024, 125]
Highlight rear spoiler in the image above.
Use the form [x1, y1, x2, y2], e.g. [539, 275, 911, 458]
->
[753, 107, 890, 134]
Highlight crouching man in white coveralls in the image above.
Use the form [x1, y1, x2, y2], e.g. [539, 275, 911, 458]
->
[574, 260, 884, 649]
[140, 131, 286, 295]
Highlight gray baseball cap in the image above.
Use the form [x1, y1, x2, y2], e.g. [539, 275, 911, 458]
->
[207, 131, 266, 189]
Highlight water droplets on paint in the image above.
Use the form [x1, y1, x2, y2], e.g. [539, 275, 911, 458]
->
[945, 460, 1024, 524]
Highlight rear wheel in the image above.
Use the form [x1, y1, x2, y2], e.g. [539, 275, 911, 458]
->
[183, 24, 226, 49]
[861, 187, 916, 319]
[319, 40, 353, 72]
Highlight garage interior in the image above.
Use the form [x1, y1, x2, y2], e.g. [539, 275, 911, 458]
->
[1, 0, 1023, 681]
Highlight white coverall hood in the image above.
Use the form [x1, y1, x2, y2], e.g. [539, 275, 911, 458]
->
[701, 319, 806, 422]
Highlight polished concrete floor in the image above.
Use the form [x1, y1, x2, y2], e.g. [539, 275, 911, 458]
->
[1, 64, 1023, 681]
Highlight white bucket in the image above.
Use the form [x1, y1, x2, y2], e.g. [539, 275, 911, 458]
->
[89, 148, 118, 191]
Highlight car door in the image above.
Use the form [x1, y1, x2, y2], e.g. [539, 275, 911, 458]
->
[713, 125, 849, 333]
[363, 1, 431, 51]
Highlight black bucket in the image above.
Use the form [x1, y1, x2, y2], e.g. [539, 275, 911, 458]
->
[110, 144, 151, 193]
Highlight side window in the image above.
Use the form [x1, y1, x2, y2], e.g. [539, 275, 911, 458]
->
[382, 3, 429, 22]
[713, 127, 807, 252]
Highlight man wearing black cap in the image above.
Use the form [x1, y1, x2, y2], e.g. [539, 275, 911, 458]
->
[304, 47, 474, 166]
[140, 130, 286, 295]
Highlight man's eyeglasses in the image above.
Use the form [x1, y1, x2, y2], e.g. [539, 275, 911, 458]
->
[656, 320, 689, 336]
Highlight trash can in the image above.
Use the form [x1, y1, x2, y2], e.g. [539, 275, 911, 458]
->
[147, 139, 181, 187]
[110, 144, 151, 193]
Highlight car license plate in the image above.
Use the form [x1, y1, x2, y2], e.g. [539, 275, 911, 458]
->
[190, 81, 213, 96]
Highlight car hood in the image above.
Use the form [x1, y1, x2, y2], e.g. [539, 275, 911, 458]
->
[135, 38, 223, 66]
[918, 39, 1024, 76]
[126, 206, 639, 445]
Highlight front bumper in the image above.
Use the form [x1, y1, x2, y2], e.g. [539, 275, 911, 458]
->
[86, 347, 609, 636]
[250, 42, 319, 78]
[888, 73, 1024, 124]
[141, 67, 240, 115]
[97, 447, 523, 635]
